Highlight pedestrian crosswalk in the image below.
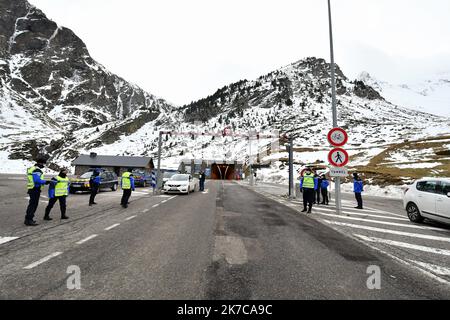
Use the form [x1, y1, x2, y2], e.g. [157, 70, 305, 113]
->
[250, 187, 450, 286]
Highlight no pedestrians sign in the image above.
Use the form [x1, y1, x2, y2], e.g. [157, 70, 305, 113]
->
[328, 147, 349, 167]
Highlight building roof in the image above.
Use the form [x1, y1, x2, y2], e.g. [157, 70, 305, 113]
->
[73, 154, 153, 168]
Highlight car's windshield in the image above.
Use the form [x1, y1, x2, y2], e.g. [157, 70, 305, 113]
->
[170, 174, 189, 181]
[80, 172, 93, 179]
[163, 172, 176, 178]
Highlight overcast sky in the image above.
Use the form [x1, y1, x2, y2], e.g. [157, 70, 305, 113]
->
[28, 0, 450, 105]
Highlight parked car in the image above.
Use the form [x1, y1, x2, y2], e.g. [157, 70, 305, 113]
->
[162, 171, 178, 187]
[163, 174, 198, 194]
[403, 178, 450, 224]
[69, 170, 119, 193]
[132, 170, 151, 187]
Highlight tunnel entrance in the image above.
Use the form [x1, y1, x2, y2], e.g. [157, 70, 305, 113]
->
[211, 163, 235, 180]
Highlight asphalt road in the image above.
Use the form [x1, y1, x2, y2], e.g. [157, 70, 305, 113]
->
[0, 175, 449, 299]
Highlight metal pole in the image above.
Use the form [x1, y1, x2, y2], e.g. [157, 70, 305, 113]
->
[249, 132, 254, 186]
[328, 0, 342, 215]
[288, 136, 294, 199]
[156, 131, 163, 192]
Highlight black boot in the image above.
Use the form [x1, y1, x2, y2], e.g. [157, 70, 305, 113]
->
[43, 215, 52, 221]
[61, 215, 69, 220]
[24, 220, 39, 226]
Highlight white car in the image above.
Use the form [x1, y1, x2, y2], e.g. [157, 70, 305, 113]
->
[403, 178, 450, 224]
[163, 174, 198, 194]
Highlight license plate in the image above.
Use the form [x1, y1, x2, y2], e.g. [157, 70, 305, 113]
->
[170, 188, 178, 191]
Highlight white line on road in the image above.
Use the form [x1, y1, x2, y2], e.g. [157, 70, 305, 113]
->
[76, 234, 98, 245]
[169, 196, 177, 200]
[354, 234, 450, 256]
[408, 260, 450, 276]
[125, 215, 136, 221]
[152, 203, 159, 208]
[350, 235, 450, 286]
[0, 236, 19, 245]
[40, 201, 48, 204]
[142, 209, 149, 213]
[24, 252, 62, 269]
[104, 223, 120, 231]
[161, 200, 168, 203]
[314, 206, 409, 221]
[314, 212, 448, 232]
[323, 220, 450, 243]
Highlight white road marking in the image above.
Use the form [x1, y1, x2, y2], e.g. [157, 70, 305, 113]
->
[323, 220, 450, 243]
[354, 234, 450, 256]
[152, 204, 160, 208]
[314, 212, 448, 232]
[132, 191, 148, 195]
[142, 209, 149, 213]
[40, 201, 48, 204]
[409, 260, 450, 276]
[169, 196, 177, 200]
[350, 235, 450, 286]
[315, 206, 409, 221]
[8, 177, 25, 180]
[104, 223, 120, 231]
[76, 234, 98, 245]
[161, 200, 168, 203]
[24, 252, 63, 269]
[0, 236, 19, 245]
[125, 215, 136, 221]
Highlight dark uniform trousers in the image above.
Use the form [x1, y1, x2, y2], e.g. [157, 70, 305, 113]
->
[45, 196, 67, 217]
[302, 188, 315, 211]
[121, 189, 132, 206]
[89, 184, 99, 205]
[25, 188, 41, 221]
[355, 192, 363, 208]
[321, 188, 329, 204]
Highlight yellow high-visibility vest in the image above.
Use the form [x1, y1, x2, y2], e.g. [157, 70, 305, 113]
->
[54, 176, 69, 197]
[302, 173, 315, 189]
[122, 172, 131, 189]
[27, 167, 45, 190]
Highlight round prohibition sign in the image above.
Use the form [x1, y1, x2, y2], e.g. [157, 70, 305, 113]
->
[327, 128, 348, 147]
[328, 147, 349, 167]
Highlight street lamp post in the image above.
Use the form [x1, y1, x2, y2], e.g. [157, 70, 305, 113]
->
[327, 0, 342, 215]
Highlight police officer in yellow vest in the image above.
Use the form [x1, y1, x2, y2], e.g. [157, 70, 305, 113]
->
[120, 168, 135, 208]
[25, 157, 49, 226]
[300, 168, 319, 214]
[44, 169, 70, 220]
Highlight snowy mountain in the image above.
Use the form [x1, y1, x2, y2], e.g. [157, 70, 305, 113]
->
[1, 0, 449, 188]
[357, 71, 450, 118]
[0, 0, 176, 171]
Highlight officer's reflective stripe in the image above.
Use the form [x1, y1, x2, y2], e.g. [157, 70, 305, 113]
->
[55, 176, 69, 197]
[302, 174, 315, 189]
[122, 172, 131, 189]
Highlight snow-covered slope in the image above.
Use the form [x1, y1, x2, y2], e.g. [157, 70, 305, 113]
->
[0, 0, 176, 170]
[358, 71, 450, 118]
